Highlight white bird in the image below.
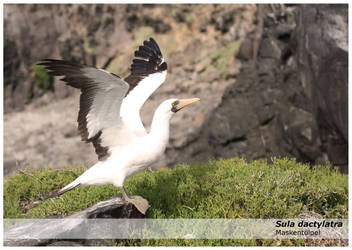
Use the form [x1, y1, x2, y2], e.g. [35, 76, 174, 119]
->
[40, 38, 199, 214]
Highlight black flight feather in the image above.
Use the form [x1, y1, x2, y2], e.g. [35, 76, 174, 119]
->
[124, 37, 167, 93]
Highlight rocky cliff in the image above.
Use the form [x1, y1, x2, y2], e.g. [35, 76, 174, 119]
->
[172, 4, 348, 173]
[4, 4, 348, 175]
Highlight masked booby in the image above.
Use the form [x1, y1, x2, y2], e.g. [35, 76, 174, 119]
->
[40, 38, 199, 214]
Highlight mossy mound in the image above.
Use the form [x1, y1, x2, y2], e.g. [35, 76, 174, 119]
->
[4, 158, 348, 246]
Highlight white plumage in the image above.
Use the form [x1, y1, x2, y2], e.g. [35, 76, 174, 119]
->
[40, 38, 199, 214]
[120, 70, 167, 135]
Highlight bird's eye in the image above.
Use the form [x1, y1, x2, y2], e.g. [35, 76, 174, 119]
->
[171, 100, 179, 113]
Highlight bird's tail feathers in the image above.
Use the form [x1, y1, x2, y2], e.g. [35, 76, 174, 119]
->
[47, 180, 81, 199]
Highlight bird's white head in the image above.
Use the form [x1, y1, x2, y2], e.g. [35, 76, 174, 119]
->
[150, 98, 200, 140]
[158, 98, 200, 117]
[152, 98, 200, 126]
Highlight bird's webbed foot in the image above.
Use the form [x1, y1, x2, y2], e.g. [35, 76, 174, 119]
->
[121, 187, 150, 215]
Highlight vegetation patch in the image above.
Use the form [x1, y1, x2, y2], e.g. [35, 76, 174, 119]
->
[32, 64, 51, 91]
[4, 158, 348, 246]
[200, 39, 243, 79]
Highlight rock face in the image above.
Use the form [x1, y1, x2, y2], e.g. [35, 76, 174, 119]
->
[4, 4, 348, 175]
[4, 196, 144, 246]
[163, 4, 348, 173]
[295, 5, 348, 170]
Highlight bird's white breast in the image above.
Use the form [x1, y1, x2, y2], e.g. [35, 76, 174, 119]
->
[105, 133, 167, 185]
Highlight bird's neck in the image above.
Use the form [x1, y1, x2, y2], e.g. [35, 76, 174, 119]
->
[149, 111, 172, 150]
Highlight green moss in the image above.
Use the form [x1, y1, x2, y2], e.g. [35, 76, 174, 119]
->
[32, 64, 51, 91]
[4, 158, 348, 246]
[201, 39, 243, 79]
[83, 39, 95, 55]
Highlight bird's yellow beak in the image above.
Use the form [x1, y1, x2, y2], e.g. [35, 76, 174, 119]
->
[175, 98, 200, 110]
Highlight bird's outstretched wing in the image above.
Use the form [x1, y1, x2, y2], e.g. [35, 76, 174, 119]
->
[39, 59, 134, 161]
[121, 37, 168, 135]
[39, 38, 167, 160]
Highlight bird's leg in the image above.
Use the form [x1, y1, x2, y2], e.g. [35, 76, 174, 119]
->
[121, 186, 150, 215]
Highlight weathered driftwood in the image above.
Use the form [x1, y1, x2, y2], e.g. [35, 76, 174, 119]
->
[4, 196, 145, 246]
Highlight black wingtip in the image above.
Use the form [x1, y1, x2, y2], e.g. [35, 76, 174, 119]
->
[148, 37, 161, 54]
[36, 59, 87, 79]
[36, 58, 53, 67]
[124, 37, 167, 89]
[37, 58, 63, 65]
[37, 59, 85, 67]
[140, 38, 162, 58]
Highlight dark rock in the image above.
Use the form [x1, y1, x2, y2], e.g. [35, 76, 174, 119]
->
[237, 32, 257, 61]
[277, 106, 322, 162]
[294, 4, 348, 172]
[259, 37, 282, 59]
[258, 105, 275, 125]
[168, 5, 347, 173]
[208, 97, 256, 145]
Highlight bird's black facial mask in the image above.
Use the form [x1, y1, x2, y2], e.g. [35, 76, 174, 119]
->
[171, 100, 180, 113]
